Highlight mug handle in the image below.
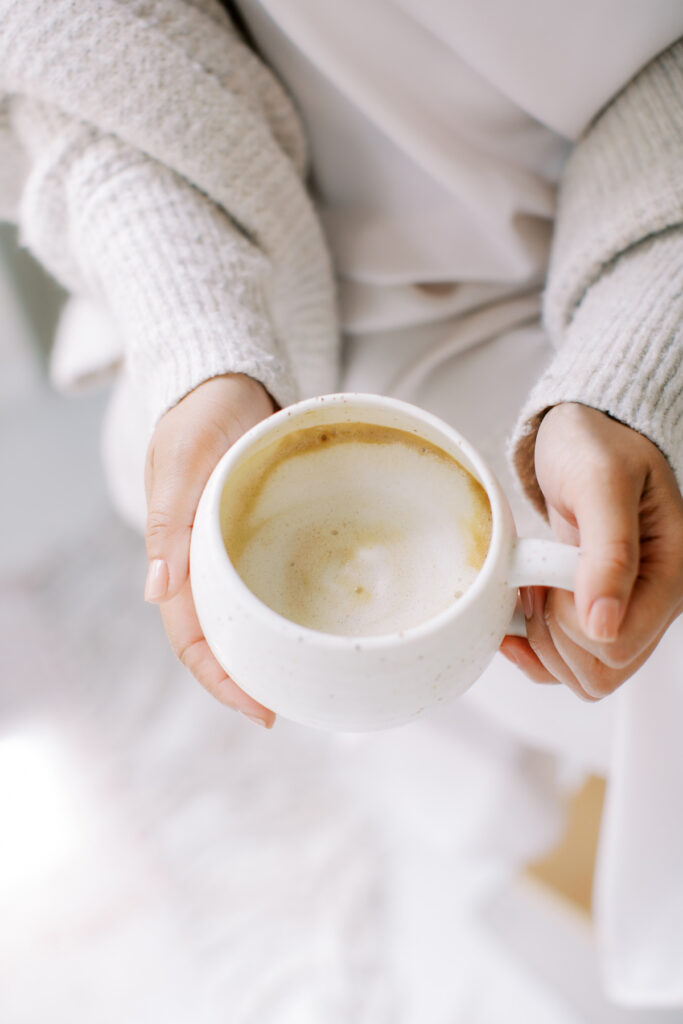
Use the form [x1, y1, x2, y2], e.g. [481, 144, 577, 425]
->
[505, 538, 580, 638]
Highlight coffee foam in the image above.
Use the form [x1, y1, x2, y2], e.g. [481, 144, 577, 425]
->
[220, 423, 492, 636]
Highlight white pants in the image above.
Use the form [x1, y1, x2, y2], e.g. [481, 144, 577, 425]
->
[343, 314, 683, 1006]
[100, 308, 683, 1009]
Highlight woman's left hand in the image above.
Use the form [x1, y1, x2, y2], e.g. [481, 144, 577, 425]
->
[501, 403, 683, 700]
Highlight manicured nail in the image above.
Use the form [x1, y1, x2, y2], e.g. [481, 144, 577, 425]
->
[144, 558, 169, 602]
[242, 711, 270, 729]
[521, 589, 533, 620]
[587, 597, 622, 641]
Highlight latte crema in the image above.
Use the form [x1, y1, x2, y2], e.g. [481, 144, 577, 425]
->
[220, 422, 492, 636]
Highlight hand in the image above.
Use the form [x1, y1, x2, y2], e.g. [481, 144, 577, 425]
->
[501, 403, 683, 700]
[144, 373, 277, 726]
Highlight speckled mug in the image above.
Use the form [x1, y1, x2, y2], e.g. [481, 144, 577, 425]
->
[190, 394, 579, 731]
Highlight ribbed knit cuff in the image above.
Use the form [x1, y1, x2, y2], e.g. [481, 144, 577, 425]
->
[510, 39, 683, 515]
[71, 139, 300, 425]
[510, 229, 683, 514]
[543, 40, 683, 343]
[4, 0, 339, 407]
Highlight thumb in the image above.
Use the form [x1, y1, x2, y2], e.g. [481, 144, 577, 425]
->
[144, 428, 226, 604]
[143, 374, 275, 603]
[571, 473, 641, 643]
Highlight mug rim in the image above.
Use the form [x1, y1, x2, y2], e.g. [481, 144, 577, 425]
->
[195, 392, 511, 650]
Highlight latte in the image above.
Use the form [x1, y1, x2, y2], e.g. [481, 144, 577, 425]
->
[220, 422, 492, 637]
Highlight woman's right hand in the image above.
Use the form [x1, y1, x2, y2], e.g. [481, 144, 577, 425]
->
[143, 373, 277, 728]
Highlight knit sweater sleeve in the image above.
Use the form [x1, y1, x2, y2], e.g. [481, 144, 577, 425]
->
[1, 0, 339, 425]
[509, 39, 683, 514]
[12, 96, 298, 419]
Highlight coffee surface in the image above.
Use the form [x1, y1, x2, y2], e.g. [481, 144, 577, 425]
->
[220, 422, 492, 636]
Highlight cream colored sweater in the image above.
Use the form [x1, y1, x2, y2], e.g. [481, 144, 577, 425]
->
[1, 0, 681, 508]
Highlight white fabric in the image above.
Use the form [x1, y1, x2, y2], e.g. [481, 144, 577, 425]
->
[94, 1, 683, 1001]
[0, 358, 589, 1022]
[3, 0, 683, 1009]
[229, 5, 683, 1002]
[238, 0, 683, 343]
[389, 0, 683, 138]
[239, 0, 564, 340]
[595, 642, 683, 1004]
[342, 308, 683, 1004]
[104, 295, 683, 1007]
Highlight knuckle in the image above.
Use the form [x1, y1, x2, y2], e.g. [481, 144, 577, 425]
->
[542, 599, 559, 637]
[160, 435, 200, 473]
[176, 635, 204, 673]
[598, 537, 639, 575]
[598, 642, 634, 671]
[145, 508, 173, 544]
[153, 428, 213, 474]
[581, 673, 613, 700]
[579, 659, 622, 699]
[174, 637, 232, 703]
[593, 455, 640, 491]
[144, 441, 156, 492]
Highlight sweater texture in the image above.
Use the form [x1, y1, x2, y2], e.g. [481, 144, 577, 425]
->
[2, 1, 683, 1008]
[1, 0, 339, 420]
[511, 41, 683, 510]
[0, 2, 681, 505]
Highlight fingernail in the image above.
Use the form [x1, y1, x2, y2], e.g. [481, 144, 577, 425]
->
[587, 597, 622, 641]
[144, 558, 169, 602]
[521, 589, 533, 620]
[242, 711, 270, 729]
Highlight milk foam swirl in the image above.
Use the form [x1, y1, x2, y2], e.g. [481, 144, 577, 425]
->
[221, 423, 492, 636]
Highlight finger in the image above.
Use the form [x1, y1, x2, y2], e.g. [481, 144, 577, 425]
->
[549, 580, 681, 671]
[547, 506, 579, 547]
[499, 635, 559, 684]
[570, 469, 642, 644]
[525, 588, 598, 702]
[144, 375, 274, 604]
[544, 589, 665, 699]
[160, 579, 276, 727]
[144, 431, 224, 602]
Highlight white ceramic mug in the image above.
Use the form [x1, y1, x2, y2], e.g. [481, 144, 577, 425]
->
[190, 393, 579, 731]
